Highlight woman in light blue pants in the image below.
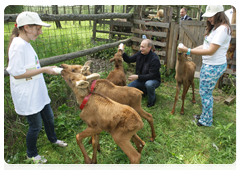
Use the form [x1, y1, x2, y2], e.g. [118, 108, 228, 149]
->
[178, 5, 231, 126]
[199, 63, 227, 126]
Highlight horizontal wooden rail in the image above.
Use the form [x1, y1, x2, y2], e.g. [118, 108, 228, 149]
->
[133, 19, 169, 28]
[4, 13, 133, 22]
[131, 28, 167, 37]
[4, 38, 132, 77]
[97, 20, 133, 27]
[131, 37, 166, 47]
[96, 30, 132, 36]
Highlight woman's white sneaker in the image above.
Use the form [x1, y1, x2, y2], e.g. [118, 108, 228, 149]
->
[27, 155, 47, 164]
[54, 140, 68, 147]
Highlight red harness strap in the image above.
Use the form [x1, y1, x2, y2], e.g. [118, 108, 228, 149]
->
[91, 80, 97, 92]
[79, 80, 97, 110]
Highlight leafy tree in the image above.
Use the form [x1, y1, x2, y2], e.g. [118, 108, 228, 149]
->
[4, 5, 24, 14]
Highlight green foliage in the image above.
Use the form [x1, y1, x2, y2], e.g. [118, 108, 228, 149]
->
[160, 64, 176, 83]
[4, 5, 24, 14]
[215, 122, 236, 149]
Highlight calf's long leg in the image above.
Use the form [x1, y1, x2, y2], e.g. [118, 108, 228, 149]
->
[181, 82, 190, 115]
[88, 136, 101, 152]
[171, 83, 181, 115]
[134, 107, 156, 142]
[112, 132, 141, 164]
[76, 127, 97, 164]
[91, 134, 100, 164]
[131, 133, 145, 153]
[191, 80, 196, 103]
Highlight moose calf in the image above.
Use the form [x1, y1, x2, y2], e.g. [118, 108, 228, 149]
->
[106, 49, 126, 86]
[171, 52, 196, 115]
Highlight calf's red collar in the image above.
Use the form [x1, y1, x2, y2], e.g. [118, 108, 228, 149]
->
[79, 80, 97, 110]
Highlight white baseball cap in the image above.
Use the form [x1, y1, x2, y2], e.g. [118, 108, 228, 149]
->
[16, 11, 51, 28]
[202, 5, 224, 17]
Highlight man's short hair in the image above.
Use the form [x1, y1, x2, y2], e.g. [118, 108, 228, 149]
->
[144, 39, 153, 47]
[182, 7, 187, 13]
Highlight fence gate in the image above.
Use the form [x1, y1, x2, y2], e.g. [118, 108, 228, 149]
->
[179, 20, 206, 71]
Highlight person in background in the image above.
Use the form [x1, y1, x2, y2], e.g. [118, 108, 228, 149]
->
[119, 39, 161, 107]
[180, 7, 192, 21]
[178, 5, 232, 127]
[6, 11, 67, 164]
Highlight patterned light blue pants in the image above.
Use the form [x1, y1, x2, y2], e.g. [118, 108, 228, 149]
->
[199, 63, 227, 126]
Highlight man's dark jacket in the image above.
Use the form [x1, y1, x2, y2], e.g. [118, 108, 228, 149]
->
[181, 15, 192, 20]
[123, 50, 161, 83]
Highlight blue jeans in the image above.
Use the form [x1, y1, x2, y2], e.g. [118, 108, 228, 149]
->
[25, 104, 57, 158]
[199, 63, 227, 126]
[128, 79, 160, 103]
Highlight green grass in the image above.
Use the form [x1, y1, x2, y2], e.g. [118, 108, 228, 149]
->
[4, 71, 236, 164]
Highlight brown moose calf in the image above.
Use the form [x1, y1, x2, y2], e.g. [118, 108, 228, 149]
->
[61, 69, 144, 164]
[171, 52, 196, 115]
[106, 49, 126, 86]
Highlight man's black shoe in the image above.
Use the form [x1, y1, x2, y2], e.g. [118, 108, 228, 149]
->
[147, 97, 156, 107]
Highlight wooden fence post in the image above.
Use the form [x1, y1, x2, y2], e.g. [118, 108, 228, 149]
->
[132, 5, 140, 55]
[167, 22, 179, 72]
[88, 5, 92, 26]
[52, 5, 62, 28]
[79, 5, 82, 25]
[64, 6, 67, 24]
[92, 5, 97, 42]
[72, 6, 75, 24]
[109, 5, 115, 40]
[162, 7, 173, 64]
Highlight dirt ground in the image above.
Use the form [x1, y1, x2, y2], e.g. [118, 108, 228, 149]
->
[86, 55, 113, 73]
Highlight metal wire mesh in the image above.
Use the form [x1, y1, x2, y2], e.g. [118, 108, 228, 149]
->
[4, 5, 133, 67]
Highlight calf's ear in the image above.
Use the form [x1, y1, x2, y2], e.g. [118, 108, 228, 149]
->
[83, 60, 92, 67]
[80, 66, 91, 75]
[86, 73, 100, 81]
[76, 80, 89, 89]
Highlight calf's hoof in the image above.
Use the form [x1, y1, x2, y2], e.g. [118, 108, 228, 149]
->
[150, 137, 155, 142]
